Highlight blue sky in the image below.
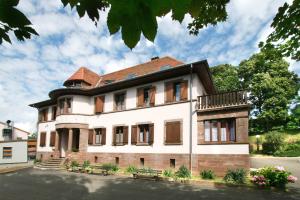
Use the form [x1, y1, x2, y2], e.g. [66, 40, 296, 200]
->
[0, 0, 299, 133]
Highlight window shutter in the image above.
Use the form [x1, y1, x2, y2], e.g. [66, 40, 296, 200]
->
[101, 128, 106, 145]
[112, 127, 116, 146]
[131, 125, 137, 145]
[88, 129, 94, 145]
[123, 126, 128, 144]
[165, 82, 174, 103]
[180, 80, 188, 101]
[50, 131, 56, 147]
[95, 96, 105, 113]
[137, 88, 144, 107]
[44, 109, 48, 121]
[149, 123, 154, 145]
[40, 132, 46, 147]
[165, 121, 181, 144]
[150, 86, 156, 106]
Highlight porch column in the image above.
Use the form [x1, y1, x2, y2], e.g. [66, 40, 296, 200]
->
[79, 128, 88, 153]
[54, 130, 60, 151]
[68, 128, 73, 152]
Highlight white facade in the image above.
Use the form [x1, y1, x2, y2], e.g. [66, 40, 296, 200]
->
[37, 74, 249, 155]
[0, 141, 28, 164]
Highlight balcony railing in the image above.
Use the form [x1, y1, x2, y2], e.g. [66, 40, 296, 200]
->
[197, 91, 248, 110]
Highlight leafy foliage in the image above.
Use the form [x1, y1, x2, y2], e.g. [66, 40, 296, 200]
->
[238, 47, 299, 132]
[274, 141, 300, 157]
[163, 169, 174, 178]
[175, 165, 191, 179]
[250, 166, 297, 188]
[101, 163, 119, 172]
[0, 0, 38, 44]
[210, 64, 240, 92]
[223, 168, 247, 184]
[200, 169, 215, 180]
[262, 131, 285, 155]
[125, 165, 138, 174]
[261, 0, 300, 61]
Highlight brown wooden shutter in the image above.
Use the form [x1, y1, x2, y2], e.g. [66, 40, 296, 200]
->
[180, 80, 188, 101]
[150, 86, 156, 106]
[50, 131, 56, 147]
[88, 129, 94, 145]
[40, 132, 46, 147]
[123, 126, 128, 144]
[165, 121, 181, 144]
[137, 88, 144, 107]
[101, 128, 106, 145]
[149, 123, 154, 145]
[95, 96, 105, 113]
[131, 125, 137, 145]
[44, 109, 48, 121]
[165, 82, 174, 103]
[112, 127, 116, 145]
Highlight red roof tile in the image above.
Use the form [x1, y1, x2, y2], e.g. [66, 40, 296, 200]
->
[64, 67, 101, 87]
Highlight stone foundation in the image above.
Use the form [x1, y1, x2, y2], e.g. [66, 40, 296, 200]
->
[37, 151, 249, 176]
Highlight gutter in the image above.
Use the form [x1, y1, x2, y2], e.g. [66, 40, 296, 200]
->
[189, 64, 193, 173]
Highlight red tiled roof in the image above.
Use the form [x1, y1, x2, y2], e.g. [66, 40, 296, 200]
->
[64, 56, 184, 88]
[98, 56, 184, 86]
[64, 67, 101, 87]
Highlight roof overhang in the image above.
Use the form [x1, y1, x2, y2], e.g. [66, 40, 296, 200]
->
[30, 60, 216, 108]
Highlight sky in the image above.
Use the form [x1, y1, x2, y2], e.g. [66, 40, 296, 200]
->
[0, 0, 299, 133]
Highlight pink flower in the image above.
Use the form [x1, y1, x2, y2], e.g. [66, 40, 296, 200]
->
[288, 175, 298, 183]
[275, 166, 285, 171]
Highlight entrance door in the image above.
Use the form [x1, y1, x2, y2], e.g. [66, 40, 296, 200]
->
[60, 130, 68, 158]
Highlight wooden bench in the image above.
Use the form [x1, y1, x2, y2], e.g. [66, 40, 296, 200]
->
[91, 165, 109, 176]
[133, 169, 162, 181]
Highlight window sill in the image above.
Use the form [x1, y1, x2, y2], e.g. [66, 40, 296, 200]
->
[199, 142, 248, 145]
[113, 143, 126, 146]
[164, 142, 182, 145]
[135, 143, 151, 146]
[90, 144, 104, 146]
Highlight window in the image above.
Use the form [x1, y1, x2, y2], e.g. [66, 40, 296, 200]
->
[116, 127, 124, 144]
[39, 108, 48, 122]
[115, 157, 119, 165]
[51, 106, 57, 120]
[170, 159, 175, 168]
[139, 124, 149, 143]
[3, 147, 12, 159]
[50, 131, 56, 147]
[58, 97, 72, 115]
[140, 158, 144, 167]
[114, 93, 126, 111]
[165, 80, 188, 103]
[40, 132, 46, 147]
[88, 128, 106, 145]
[131, 124, 154, 145]
[165, 121, 182, 144]
[113, 126, 128, 145]
[137, 86, 156, 107]
[203, 119, 236, 143]
[2, 128, 12, 141]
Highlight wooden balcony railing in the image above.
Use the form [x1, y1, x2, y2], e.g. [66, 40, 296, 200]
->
[197, 91, 248, 110]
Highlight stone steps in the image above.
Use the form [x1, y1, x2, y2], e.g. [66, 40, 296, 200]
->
[35, 158, 65, 170]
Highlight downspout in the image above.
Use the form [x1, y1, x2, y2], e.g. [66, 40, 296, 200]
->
[189, 64, 193, 173]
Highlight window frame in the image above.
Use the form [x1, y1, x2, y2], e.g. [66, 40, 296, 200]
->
[3, 147, 12, 159]
[203, 118, 236, 144]
[94, 128, 103, 145]
[57, 97, 73, 115]
[114, 92, 126, 111]
[138, 124, 150, 144]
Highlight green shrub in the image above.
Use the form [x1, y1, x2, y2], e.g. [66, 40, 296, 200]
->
[262, 131, 284, 155]
[101, 163, 119, 172]
[250, 166, 297, 188]
[163, 169, 174, 178]
[82, 160, 90, 169]
[126, 165, 138, 174]
[34, 159, 41, 164]
[175, 165, 191, 179]
[223, 168, 247, 184]
[70, 160, 79, 167]
[200, 169, 215, 180]
[274, 141, 300, 157]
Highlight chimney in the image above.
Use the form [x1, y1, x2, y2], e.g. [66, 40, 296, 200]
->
[151, 56, 159, 61]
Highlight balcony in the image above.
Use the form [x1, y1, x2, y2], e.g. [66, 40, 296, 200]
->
[197, 91, 249, 111]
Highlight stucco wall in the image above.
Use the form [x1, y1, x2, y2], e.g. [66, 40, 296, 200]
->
[0, 123, 28, 141]
[0, 141, 28, 164]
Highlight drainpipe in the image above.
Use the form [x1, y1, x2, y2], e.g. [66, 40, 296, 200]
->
[189, 64, 193, 173]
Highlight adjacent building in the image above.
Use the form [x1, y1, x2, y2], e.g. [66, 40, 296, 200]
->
[0, 121, 29, 164]
[30, 56, 250, 175]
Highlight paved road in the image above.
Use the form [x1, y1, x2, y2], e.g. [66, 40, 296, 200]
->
[1, 168, 300, 200]
[250, 157, 300, 188]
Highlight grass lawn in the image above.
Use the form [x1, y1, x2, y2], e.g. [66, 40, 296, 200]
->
[249, 129, 300, 157]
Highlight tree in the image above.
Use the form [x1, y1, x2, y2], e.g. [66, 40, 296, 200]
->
[0, 0, 38, 44]
[210, 64, 241, 92]
[261, 0, 300, 61]
[238, 47, 299, 132]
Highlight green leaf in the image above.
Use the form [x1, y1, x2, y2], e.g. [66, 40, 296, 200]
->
[121, 16, 141, 49]
[140, 3, 157, 42]
[171, 0, 191, 22]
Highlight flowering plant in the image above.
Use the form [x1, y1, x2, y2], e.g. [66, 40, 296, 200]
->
[250, 166, 297, 188]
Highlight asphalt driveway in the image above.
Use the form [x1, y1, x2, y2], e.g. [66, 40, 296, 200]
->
[1, 168, 300, 200]
[250, 157, 300, 188]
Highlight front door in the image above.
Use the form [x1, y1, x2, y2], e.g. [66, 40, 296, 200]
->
[60, 130, 68, 158]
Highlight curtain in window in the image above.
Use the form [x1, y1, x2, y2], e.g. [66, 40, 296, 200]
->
[204, 121, 210, 142]
[211, 121, 218, 141]
[221, 121, 227, 141]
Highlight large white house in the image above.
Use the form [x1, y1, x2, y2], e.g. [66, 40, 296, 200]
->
[30, 56, 250, 175]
